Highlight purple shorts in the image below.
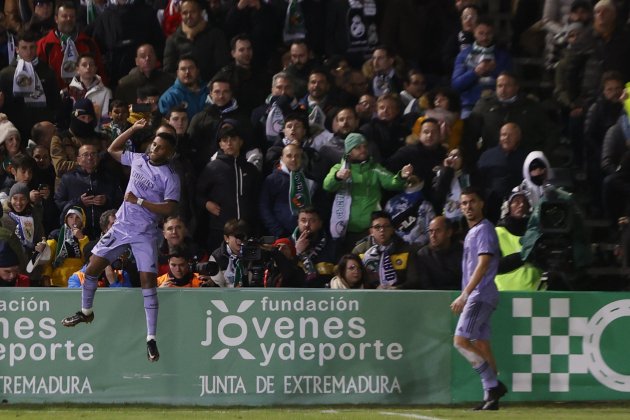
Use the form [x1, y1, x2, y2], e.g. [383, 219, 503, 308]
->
[91, 225, 159, 274]
[454, 300, 495, 341]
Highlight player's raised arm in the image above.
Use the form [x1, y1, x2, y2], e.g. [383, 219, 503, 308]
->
[108, 119, 148, 162]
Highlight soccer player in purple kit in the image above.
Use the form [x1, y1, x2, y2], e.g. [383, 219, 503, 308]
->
[450, 186, 507, 410]
[61, 119, 181, 362]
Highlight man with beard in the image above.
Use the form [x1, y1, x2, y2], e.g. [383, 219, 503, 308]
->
[291, 207, 336, 288]
[187, 77, 254, 171]
[158, 55, 208, 121]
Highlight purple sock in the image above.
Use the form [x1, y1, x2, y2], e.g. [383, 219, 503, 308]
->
[475, 361, 498, 391]
[142, 287, 158, 338]
[81, 273, 99, 311]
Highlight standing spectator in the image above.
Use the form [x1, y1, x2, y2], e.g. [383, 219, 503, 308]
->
[92, 0, 164, 87]
[196, 125, 260, 251]
[0, 30, 60, 140]
[215, 34, 268, 115]
[260, 144, 317, 238]
[451, 17, 512, 117]
[369, 47, 403, 98]
[115, 44, 175, 106]
[24, 0, 56, 39]
[63, 52, 112, 128]
[1, 182, 45, 260]
[324, 133, 412, 252]
[360, 93, 407, 160]
[163, 0, 230, 81]
[36, 1, 106, 88]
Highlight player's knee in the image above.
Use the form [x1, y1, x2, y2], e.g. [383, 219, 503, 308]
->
[453, 335, 468, 350]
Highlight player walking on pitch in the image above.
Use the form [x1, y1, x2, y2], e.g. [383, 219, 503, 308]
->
[451, 186, 507, 409]
[61, 119, 180, 362]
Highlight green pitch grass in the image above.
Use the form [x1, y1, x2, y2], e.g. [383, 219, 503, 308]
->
[1, 403, 630, 419]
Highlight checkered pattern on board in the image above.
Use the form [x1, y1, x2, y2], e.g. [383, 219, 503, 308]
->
[510, 297, 589, 392]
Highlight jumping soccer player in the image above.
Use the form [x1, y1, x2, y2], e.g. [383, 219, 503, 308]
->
[450, 186, 507, 410]
[61, 119, 180, 362]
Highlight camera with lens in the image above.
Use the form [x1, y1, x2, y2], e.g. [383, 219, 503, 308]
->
[239, 236, 279, 287]
[190, 254, 219, 276]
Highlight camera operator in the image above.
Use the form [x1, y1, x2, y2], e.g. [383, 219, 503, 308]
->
[209, 219, 304, 287]
[520, 183, 592, 290]
[157, 246, 210, 288]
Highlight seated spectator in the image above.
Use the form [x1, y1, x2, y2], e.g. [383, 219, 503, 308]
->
[157, 247, 208, 288]
[329, 254, 368, 289]
[260, 144, 317, 238]
[115, 44, 174, 106]
[324, 133, 412, 251]
[385, 175, 435, 246]
[0, 241, 30, 287]
[291, 207, 336, 288]
[495, 189, 542, 291]
[36, 206, 90, 287]
[404, 215, 462, 290]
[54, 142, 122, 239]
[514, 151, 555, 209]
[62, 52, 112, 128]
[352, 211, 411, 289]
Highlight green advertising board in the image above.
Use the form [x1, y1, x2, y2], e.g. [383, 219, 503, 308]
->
[2, 289, 630, 405]
[0, 289, 453, 405]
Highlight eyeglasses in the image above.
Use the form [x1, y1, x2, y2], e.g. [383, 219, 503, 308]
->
[79, 152, 98, 158]
[371, 224, 392, 231]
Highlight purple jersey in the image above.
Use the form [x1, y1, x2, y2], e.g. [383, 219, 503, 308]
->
[115, 151, 180, 235]
[462, 218, 499, 305]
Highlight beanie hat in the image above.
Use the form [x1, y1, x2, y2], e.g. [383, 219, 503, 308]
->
[9, 182, 30, 200]
[0, 114, 20, 146]
[72, 98, 96, 120]
[64, 206, 86, 226]
[0, 241, 19, 268]
[344, 132, 367, 155]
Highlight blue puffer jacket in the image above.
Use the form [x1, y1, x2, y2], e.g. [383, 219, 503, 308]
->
[158, 79, 208, 120]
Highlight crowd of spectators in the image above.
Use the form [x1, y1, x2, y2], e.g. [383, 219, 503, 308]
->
[0, 0, 628, 290]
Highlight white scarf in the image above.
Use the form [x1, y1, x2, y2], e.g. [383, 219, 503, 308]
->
[13, 57, 47, 107]
[7, 32, 16, 66]
[329, 158, 352, 239]
[60, 36, 79, 82]
[363, 241, 397, 287]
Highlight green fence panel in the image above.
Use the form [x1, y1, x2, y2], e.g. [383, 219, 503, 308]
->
[0, 289, 453, 405]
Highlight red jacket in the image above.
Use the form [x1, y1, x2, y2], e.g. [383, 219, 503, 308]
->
[1, 274, 30, 287]
[37, 30, 108, 88]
